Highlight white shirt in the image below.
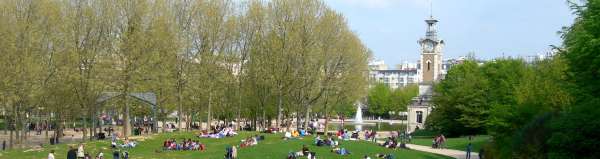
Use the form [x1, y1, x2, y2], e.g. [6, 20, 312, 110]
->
[77, 146, 85, 157]
[48, 153, 55, 159]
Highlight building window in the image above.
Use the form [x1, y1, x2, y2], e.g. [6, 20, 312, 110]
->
[416, 111, 423, 123]
[427, 61, 431, 71]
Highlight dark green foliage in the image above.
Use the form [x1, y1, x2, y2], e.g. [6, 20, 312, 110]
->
[548, 99, 600, 159]
[562, 0, 600, 99]
[428, 60, 489, 136]
[546, 1, 600, 158]
[410, 129, 440, 137]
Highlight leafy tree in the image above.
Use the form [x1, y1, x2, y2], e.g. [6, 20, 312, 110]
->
[429, 60, 488, 136]
[547, 1, 600, 158]
[367, 83, 392, 117]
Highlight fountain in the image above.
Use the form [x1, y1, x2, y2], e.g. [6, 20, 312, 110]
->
[354, 102, 363, 131]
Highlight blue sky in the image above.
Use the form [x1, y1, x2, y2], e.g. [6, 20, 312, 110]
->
[324, 0, 576, 67]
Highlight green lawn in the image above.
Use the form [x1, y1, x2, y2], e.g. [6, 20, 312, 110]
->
[411, 135, 490, 152]
[0, 132, 452, 159]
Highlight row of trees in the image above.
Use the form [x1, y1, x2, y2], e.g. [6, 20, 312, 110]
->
[0, 0, 369, 148]
[426, 0, 600, 158]
[367, 83, 418, 118]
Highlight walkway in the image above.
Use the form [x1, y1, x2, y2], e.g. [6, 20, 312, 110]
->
[405, 143, 479, 159]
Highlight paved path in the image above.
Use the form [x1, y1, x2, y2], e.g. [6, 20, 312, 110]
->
[405, 143, 479, 159]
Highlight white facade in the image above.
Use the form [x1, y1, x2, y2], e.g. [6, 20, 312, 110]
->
[369, 69, 420, 89]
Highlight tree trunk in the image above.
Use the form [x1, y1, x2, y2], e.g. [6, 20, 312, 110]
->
[304, 104, 312, 130]
[177, 87, 183, 131]
[82, 115, 87, 142]
[276, 90, 283, 129]
[207, 92, 212, 132]
[123, 95, 131, 138]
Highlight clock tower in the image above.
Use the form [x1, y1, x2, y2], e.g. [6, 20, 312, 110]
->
[407, 16, 444, 133]
[418, 16, 444, 82]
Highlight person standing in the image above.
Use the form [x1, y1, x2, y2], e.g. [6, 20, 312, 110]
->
[231, 146, 237, 159]
[67, 146, 77, 159]
[112, 150, 120, 159]
[77, 144, 85, 159]
[48, 150, 55, 159]
[466, 143, 472, 159]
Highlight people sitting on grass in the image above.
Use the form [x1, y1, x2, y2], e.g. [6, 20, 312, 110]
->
[336, 129, 345, 139]
[240, 136, 259, 148]
[352, 131, 360, 139]
[120, 138, 137, 149]
[316, 135, 339, 147]
[283, 130, 304, 140]
[198, 126, 237, 139]
[284, 131, 292, 140]
[286, 144, 315, 159]
[375, 153, 395, 159]
[265, 127, 279, 133]
[314, 135, 324, 146]
[163, 138, 205, 151]
[380, 137, 398, 149]
[331, 146, 351, 155]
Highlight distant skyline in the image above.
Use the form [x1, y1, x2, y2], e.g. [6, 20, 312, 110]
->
[325, 0, 576, 68]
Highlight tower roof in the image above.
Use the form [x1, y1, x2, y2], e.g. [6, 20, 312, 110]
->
[424, 16, 438, 41]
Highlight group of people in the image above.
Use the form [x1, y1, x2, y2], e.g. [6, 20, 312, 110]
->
[111, 138, 137, 149]
[288, 145, 316, 159]
[364, 129, 377, 141]
[331, 146, 351, 155]
[432, 134, 446, 149]
[198, 126, 238, 139]
[380, 137, 401, 149]
[162, 138, 206, 151]
[62, 144, 120, 159]
[314, 135, 339, 147]
[283, 129, 309, 140]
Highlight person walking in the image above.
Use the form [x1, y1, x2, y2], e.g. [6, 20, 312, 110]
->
[466, 143, 472, 159]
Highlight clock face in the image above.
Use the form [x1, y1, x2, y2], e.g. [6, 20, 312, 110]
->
[424, 42, 435, 52]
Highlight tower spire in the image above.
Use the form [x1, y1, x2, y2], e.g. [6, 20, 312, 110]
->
[430, 0, 433, 18]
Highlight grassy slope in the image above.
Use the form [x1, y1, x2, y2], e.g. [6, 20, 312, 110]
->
[411, 135, 490, 152]
[0, 132, 452, 159]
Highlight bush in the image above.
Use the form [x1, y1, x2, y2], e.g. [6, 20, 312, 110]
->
[410, 129, 439, 138]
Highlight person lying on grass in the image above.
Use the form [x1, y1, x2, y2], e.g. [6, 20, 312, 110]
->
[375, 153, 395, 159]
[331, 146, 351, 155]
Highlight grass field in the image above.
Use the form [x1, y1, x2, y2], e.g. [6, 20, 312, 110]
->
[0, 132, 452, 159]
[411, 135, 490, 152]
